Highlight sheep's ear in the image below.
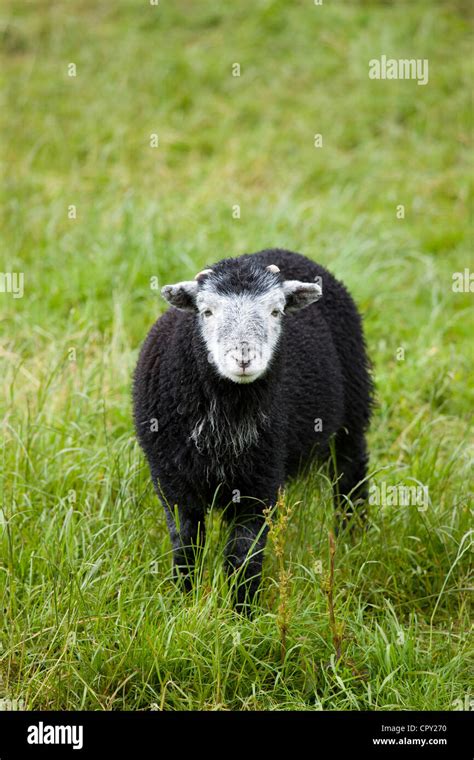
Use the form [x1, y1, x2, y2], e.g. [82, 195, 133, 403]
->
[283, 280, 322, 313]
[161, 281, 198, 311]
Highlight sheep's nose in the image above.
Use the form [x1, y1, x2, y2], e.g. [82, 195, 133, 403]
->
[236, 341, 252, 366]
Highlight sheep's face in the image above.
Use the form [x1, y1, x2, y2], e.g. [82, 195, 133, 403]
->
[195, 289, 286, 383]
[161, 263, 321, 384]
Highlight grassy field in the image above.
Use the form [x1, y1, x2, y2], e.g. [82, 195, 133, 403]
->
[1, 0, 472, 711]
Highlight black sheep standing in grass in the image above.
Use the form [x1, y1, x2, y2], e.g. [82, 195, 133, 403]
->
[133, 249, 373, 611]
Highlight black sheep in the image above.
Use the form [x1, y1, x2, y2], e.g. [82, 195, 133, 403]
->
[133, 249, 373, 610]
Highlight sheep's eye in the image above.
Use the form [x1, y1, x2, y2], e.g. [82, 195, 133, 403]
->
[271, 309, 281, 317]
[202, 309, 213, 318]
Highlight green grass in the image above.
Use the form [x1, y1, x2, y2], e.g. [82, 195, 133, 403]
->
[0, 0, 472, 710]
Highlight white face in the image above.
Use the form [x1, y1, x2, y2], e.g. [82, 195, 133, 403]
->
[196, 288, 286, 383]
[161, 268, 322, 385]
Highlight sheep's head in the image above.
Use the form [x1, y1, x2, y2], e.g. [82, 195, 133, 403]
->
[161, 259, 322, 384]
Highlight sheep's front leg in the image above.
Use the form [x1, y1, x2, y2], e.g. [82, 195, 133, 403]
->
[164, 504, 206, 591]
[224, 508, 269, 614]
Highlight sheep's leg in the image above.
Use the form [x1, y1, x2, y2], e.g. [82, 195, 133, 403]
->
[164, 504, 206, 591]
[331, 430, 369, 532]
[223, 507, 269, 614]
